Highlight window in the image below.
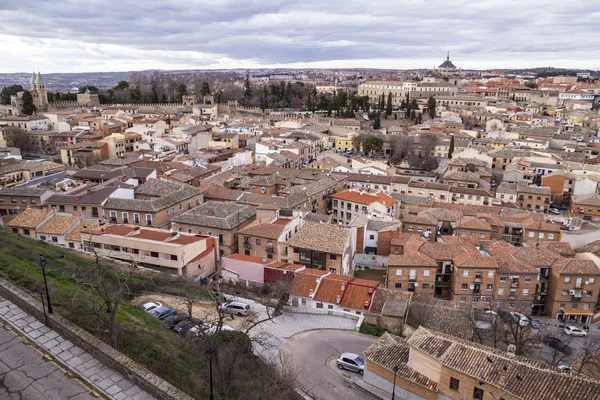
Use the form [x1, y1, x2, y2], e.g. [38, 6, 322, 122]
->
[461, 283, 468, 290]
[590, 278, 596, 284]
[256, 239, 261, 245]
[59, 205, 65, 212]
[40, 235, 46, 241]
[68, 243, 74, 248]
[528, 232, 535, 238]
[561, 290, 569, 296]
[583, 303, 590, 310]
[564, 277, 571, 283]
[487, 284, 493, 290]
[548, 233, 554, 240]
[538, 232, 544, 239]
[498, 288, 504, 295]
[559, 303, 566, 310]
[449, 377, 460, 391]
[459, 296, 467, 303]
[473, 387, 484, 400]
[424, 270, 430, 277]
[488, 271, 494, 278]
[396, 268, 402, 276]
[572, 303, 578, 309]
[245, 250, 250, 256]
[463, 270, 469, 278]
[395, 282, 402, 288]
[525, 276, 531, 283]
[369, 234, 375, 240]
[522, 289, 529, 296]
[500, 276, 506, 282]
[422, 283, 429, 289]
[73, 206, 78, 211]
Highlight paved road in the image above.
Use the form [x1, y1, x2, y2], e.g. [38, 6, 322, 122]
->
[280, 330, 378, 400]
[0, 323, 98, 400]
[537, 319, 600, 366]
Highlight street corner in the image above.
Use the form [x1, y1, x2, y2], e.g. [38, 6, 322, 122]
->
[326, 356, 361, 383]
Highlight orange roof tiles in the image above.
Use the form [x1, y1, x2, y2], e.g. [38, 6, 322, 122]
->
[340, 279, 380, 310]
[332, 189, 395, 207]
[6, 208, 49, 229]
[312, 274, 355, 304]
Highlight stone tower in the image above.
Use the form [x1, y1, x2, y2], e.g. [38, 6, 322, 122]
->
[30, 72, 48, 110]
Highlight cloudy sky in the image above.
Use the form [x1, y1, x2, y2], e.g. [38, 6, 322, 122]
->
[1, 0, 599, 73]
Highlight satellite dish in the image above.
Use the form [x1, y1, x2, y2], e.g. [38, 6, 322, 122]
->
[414, 282, 419, 287]
[470, 284, 475, 290]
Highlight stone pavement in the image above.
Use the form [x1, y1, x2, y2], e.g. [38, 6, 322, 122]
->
[0, 296, 156, 400]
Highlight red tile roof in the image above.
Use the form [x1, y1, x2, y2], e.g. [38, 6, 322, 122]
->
[312, 274, 354, 304]
[332, 189, 395, 207]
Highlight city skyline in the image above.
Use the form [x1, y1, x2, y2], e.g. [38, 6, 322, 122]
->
[1, 0, 599, 73]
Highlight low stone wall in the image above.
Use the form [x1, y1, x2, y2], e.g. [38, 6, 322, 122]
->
[0, 277, 194, 400]
[363, 313, 404, 335]
[287, 307, 364, 331]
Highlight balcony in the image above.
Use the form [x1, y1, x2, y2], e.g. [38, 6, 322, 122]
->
[266, 245, 274, 253]
[435, 280, 451, 287]
[473, 289, 480, 294]
[474, 277, 483, 283]
[243, 242, 251, 249]
[511, 282, 519, 288]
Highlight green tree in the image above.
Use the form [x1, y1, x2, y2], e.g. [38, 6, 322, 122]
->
[416, 112, 423, 124]
[410, 109, 416, 120]
[79, 85, 99, 94]
[363, 135, 384, 155]
[130, 85, 142, 104]
[176, 83, 187, 102]
[447, 135, 455, 159]
[285, 82, 292, 105]
[150, 80, 159, 103]
[306, 90, 312, 111]
[200, 81, 211, 97]
[0, 84, 24, 105]
[244, 72, 253, 99]
[373, 115, 381, 130]
[21, 91, 36, 115]
[386, 92, 393, 116]
[115, 81, 129, 90]
[427, 96, 437, 118]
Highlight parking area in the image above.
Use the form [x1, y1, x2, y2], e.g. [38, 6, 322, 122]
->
[534, 317, 600, 367]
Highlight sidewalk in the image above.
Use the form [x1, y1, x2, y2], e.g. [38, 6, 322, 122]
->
[0, 296, 156, 400]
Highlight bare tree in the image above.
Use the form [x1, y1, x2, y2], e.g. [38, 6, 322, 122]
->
[419, 132, 439, 158]
[573, 338, 600, 376]
[180, 280, 203, 318]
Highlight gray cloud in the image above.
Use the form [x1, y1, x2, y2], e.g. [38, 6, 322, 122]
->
[0, 0, 599, 72]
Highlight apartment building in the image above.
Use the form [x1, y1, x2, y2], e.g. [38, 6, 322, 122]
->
[516, 184, 551, 211]
[103, 179, 204, 228]
[5, 208, 53, 238]
[171, 201, 256, 257]
[331, 189, 396, 225]
[80, 225, 217, 278]
[287, 221, 355, 274]
[35, 215, 81, 246]
[46, 186, 120, 223]
[0, 187, 53, 216]
[570, 194, 600, 222]
[238, 211, 303, 263]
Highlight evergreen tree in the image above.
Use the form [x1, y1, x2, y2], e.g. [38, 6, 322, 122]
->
[400, 98, 407, 109]
[416, 112, 423, 124]
[427, 96, 437, 118]
[131, 85, 142, 104]
[386, 92, 393, 116]
[410, 109, 416, 120]
[200, 81, 211, 97]
[243, 72, 253, 99]
[307, 90, 312, 111]
[373, 116, 381, 129]
[0, 84, 24, 105]
[285, 82, 292, 105]
[21, 91, 36, 115]
[176, 83, 187, 102]
[150, 80, 159, 103]
[448, 135, 455, 159]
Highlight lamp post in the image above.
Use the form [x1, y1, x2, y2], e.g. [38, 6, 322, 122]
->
[205, 346, 216, 400]
[391, 365, 399, 400]
[38, 255, 52, 314]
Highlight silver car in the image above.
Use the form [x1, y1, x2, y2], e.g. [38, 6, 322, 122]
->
[337, 353, 365, 375]
[219, 301, 251, 316]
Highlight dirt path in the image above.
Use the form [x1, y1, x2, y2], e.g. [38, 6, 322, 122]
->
[132, 293, 252, 330]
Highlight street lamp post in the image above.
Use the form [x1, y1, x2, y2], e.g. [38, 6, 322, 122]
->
[38, 255, 52, 314]
[391, 365, 399, 400]
[205, 346, 216, 400]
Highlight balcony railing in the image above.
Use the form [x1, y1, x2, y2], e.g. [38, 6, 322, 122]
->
[473, 289, 480, 294]
[511, 282, 519, 288]
[266, 245, 274, 253]
[474, 277, 483, 283]
[243, 242, 251, 249]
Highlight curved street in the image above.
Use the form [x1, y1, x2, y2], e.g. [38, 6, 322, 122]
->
[280, 329, 378, 400]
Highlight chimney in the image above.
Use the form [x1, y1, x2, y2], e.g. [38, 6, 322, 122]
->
[368, 288, 374, 294]
[309, 289, 314, 297]
[262, 256, 267, 263]
[336, 295, 341, 304]
[364, 301, 369, 308]
[341, 282, 345, 290]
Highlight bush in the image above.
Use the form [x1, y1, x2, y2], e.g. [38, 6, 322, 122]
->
[360, 322, 386, 336]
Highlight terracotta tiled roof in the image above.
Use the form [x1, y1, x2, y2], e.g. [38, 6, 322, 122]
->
[65, 222, 102, 242]
[6, 208, 49, 229]
[287, 222, 350, 255]
[331, 189, 395, 207]
[364, 333, 438, 392]
[340, 279, 380, 310]
[237, 220, 286, 240]
[457, 216, 492, 231]
[571, 352, 600, 380]
[407, 327, 600, 400]
[289, 270, 328, 297]
[552, 258, 600, 275]
[37, 215, 80, 235]
[389, 253, 437, 267]
[312, 274, 354, 304]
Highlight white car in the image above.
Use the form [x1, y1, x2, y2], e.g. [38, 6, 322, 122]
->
[557, 365, 572, 373]
[564, 326, 587, 337]
[141, 301, 162, 313]
[510, 312, 529, 327]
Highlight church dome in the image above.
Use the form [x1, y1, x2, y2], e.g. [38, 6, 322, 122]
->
[438, 52, 456, 69]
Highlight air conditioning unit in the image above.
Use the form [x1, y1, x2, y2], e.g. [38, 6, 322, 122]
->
[569, 290, 576, 295]
[508, 276, 513, 280]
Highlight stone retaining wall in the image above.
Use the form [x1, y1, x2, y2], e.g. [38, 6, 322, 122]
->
[0, 277, 195, 400]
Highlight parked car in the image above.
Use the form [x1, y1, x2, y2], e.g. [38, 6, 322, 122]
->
[149, 306, 176, 320]
[141, 302, 162, 313]
[549, 208, 561, 215]
[162, 313, 189, 329]
[557, 365, 572, 373]
[172, 320, 196, 335]
[529, 318, 542, 330]
[564, 326, 587, 337]
[510, 312, 529, 327]
[187, 323, 235, 338]
[337, 353, 365, 375]
[219, 301, 251, 316]
[543, 336, 572, 354]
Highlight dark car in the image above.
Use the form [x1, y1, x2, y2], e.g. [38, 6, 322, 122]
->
[162, 313, 189, 329]
[543, 336, 572, 354]
[173, 320, 196, 335]
[149, 306, 176, 320]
